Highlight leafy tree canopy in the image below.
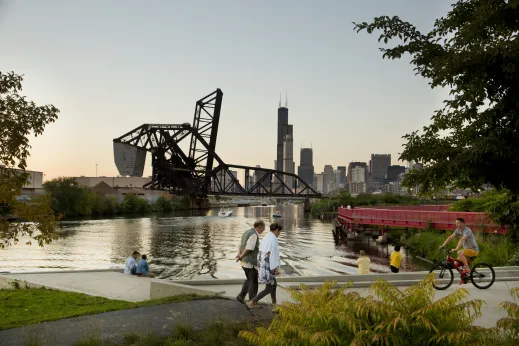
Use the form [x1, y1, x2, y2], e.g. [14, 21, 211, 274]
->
[0, 71, 60, 248]
[354, 0, 519, 195]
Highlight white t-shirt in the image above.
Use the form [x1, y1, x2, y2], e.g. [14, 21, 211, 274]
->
[124, 257, 137, 274]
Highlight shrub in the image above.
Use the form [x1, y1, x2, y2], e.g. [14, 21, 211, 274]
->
[497, 287, 519, 345]
[239, 274, 492, 345]
[121, 194, 151, 214]
[154, 196, 173, 212]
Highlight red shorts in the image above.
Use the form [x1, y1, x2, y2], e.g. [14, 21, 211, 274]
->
[136, 273, 143, 277]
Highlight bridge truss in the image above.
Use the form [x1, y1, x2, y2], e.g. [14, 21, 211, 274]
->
[113, 89, 320, 198]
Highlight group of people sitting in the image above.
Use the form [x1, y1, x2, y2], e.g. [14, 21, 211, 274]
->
[124, 251, 155, 278]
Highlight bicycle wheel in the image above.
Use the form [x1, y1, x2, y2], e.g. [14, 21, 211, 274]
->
[429, 263, 454, 290]
[470, 263, 495, 289]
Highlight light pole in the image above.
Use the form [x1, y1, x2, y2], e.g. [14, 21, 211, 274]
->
[96, 164, 98, 178]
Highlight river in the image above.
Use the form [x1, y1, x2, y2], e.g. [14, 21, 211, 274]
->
[0, 205, 428, 279]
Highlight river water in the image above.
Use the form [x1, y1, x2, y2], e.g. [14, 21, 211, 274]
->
[0, 205, 426, 279]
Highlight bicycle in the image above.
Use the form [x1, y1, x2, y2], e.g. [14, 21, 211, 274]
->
[429, 247, 495, 290]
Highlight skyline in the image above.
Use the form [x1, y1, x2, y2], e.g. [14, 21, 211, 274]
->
[0, 0, 454, 180]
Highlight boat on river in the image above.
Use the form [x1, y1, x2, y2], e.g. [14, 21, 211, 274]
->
[218, 208, 233, 217]
[272, 211, 282, 218]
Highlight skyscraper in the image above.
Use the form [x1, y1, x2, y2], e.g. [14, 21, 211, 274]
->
[276, 96, 293, 173]
[323, 165, 335, 192]
[370, 154, 391, 184]
[297, 148, 314, 188]
[337, 166, 347, 188]
[348, 162, 368, 183]
[283, 134, 294, 189]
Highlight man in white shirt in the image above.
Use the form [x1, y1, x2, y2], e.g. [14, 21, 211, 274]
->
[124, 251, 140, 275]
[235, 220, 265, 303]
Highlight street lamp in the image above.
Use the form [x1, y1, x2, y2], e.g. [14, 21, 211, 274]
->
[96, 164, 98, 178]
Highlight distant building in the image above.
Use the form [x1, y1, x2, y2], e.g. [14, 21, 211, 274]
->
[370, 154, 391, 184]
[350, 166, 366, 183]
[212, 170, 239, 193]
[315, 173, 328, 194]
[75, 176, 151, 188]
[337, 166, 347, 187]
[324, 165, 335, 191]
[297, 148, 314, 189]
[348, 162, 368, 183]
[349, 182, 366, 195]
[0, 165, 44, 195]
[387, 165, 406, 182]
[283, 134, 294, 190]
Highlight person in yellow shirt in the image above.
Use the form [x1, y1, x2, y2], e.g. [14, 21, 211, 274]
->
[356, 250, 370, 274]
[390, 245, 402, 273]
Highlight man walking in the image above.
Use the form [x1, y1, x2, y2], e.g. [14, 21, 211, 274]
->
[236, 220, 265, 303]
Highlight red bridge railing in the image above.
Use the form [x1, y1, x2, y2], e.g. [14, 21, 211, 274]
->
[337, 206, 507, 234]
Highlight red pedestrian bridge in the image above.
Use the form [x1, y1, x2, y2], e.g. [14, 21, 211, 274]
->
[337, 205, 507, 234]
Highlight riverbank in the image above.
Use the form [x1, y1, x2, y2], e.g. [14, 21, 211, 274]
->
[390, 227, 519, 266]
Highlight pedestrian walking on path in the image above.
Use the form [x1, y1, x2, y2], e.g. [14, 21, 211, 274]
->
[236, 220, 265, 303]
[247, 223, 282, 312]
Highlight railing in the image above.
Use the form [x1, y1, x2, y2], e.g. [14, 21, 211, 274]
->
[359, 205, 450, 212]
[337, 206, 507, 234]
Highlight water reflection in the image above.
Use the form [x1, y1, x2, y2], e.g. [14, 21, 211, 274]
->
[0, 205, 426, 278]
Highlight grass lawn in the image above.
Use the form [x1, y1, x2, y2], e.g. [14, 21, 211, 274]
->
[0, 288, 211, 331]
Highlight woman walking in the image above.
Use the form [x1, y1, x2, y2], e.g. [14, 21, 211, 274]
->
[246, 223, 282, 311]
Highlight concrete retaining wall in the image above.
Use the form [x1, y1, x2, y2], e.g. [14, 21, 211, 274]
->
[149, 281, 224, 300]
[0, 275, 44, 290]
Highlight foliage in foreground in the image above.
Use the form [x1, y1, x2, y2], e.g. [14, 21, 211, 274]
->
[354, 0, 519, 196]
[0, 287, 206, 330]
[0, 71, 60, 248]
[498, 287, 519, 345]
[240, 274, 491, 345]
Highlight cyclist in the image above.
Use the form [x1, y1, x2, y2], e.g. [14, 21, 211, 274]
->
[439, 217, 479, 274]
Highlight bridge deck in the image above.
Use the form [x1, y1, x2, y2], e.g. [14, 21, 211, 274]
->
[337, 206, 507, 234]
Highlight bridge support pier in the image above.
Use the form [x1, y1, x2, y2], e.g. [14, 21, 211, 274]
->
[303, 198, 311, 212]
[187, 196, 209, 210]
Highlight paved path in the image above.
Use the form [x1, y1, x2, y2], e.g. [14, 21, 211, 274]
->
[2, 271, 152, 302]
[198, 280, 519, 328]
[0, 299, 273, 346]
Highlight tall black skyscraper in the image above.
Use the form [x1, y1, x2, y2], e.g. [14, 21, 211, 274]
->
[276, 94, 293, 173]
[370, 154, 391, 184]
[298, 148, 314, 188]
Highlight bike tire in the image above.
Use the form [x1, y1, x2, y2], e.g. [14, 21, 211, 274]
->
[429, 263, 454, 290]
[470, 263, 495, 289]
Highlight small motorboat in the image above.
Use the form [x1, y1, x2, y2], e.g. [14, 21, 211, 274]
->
[261, 203, 268, 206]
[272, 211, 282, 218]
[218, 208, 233, 217]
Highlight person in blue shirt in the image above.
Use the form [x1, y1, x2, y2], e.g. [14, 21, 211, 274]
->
[136, 254, 155, 278]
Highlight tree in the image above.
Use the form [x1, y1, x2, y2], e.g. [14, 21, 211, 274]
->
[353, 0, 519, 195]
[0, 71, 60, 248]
[43, 177, 94, 216]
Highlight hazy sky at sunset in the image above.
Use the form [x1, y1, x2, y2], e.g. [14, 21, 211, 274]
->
[1, 0, 453, 180]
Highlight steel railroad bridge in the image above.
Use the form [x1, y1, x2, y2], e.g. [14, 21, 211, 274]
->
[113, 89, 321, 208]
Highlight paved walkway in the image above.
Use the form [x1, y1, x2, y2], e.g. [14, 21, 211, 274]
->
[0, 299, 273, 346]
[2, 271, 152, 302]
[198, 280, 519, 328]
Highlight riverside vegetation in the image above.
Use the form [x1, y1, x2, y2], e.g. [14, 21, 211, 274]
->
[43, 177, 189, 217]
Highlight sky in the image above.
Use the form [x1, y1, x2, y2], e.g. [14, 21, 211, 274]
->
[0, 0, 454, 181]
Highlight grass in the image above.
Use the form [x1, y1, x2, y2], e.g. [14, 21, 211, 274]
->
[0, 287, 212, 331]
[66, 320, 269, 346]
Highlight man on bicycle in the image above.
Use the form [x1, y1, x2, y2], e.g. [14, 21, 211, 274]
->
[440, 218, 479, 274]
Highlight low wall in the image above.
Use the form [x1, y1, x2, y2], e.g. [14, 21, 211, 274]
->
[149, 281, 224, 300]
